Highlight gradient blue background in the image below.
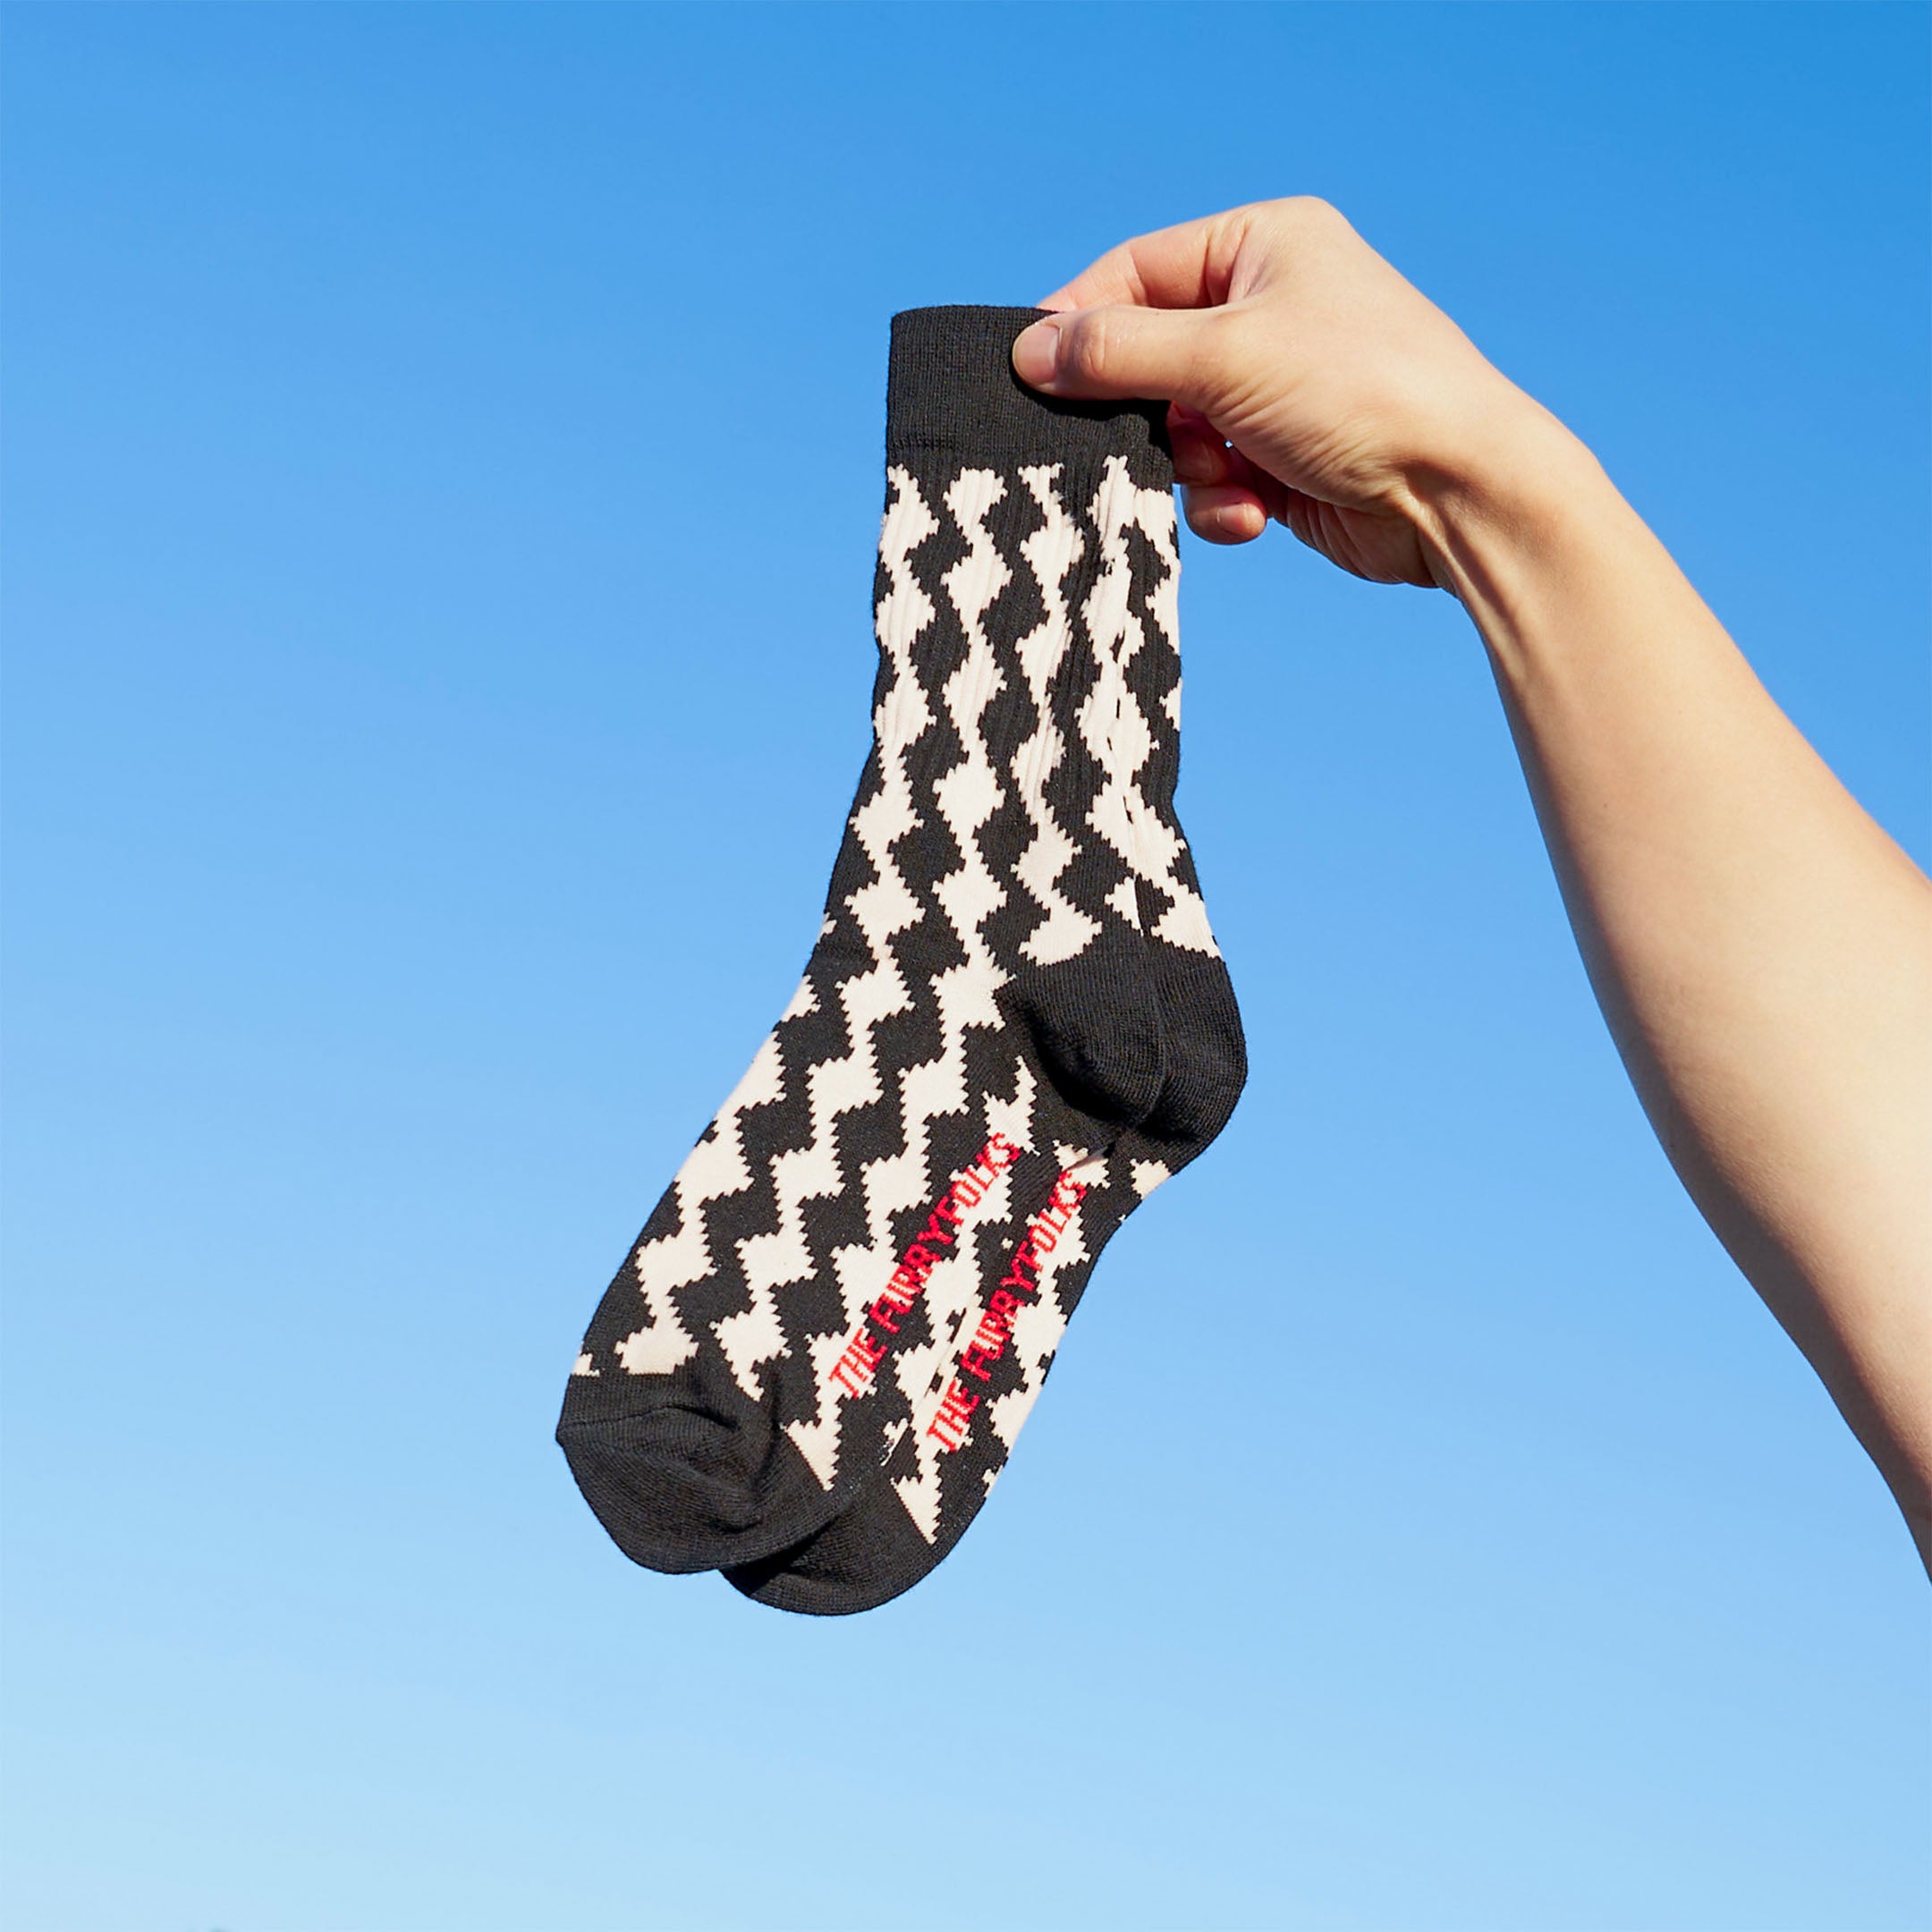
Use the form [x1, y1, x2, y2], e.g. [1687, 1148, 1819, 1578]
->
[4, 6, 1927, 1929]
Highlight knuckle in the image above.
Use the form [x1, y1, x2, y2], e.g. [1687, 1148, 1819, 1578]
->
[1059, 313, 1114, 386]
[1268, 194, 1345, 233]
[1196, 308, 1251, 386]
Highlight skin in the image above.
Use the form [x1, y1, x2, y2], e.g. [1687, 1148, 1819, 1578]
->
[1012, 198, 1932, 1571]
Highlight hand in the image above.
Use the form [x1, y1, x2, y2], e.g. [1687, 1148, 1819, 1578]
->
[1022, 209, 1932, 1574]
[1013, 198, 1569, 587]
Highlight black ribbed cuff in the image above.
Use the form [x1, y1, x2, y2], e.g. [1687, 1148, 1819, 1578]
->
[885, 305, 1172, 478]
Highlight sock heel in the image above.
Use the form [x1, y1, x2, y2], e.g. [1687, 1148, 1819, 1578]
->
[1003, 945, 1166, 1127]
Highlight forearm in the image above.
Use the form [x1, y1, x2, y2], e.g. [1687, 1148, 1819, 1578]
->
[1412, 417, 1932, 1558]
[1013, 198, 1931, 1555]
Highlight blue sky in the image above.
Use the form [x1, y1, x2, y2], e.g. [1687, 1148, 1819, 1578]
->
[3, 6, 1926, 1929]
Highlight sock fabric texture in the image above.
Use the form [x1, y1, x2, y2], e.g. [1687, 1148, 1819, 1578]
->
[723, 419, 1247, 1614]
[557, 306, 1197, 1573]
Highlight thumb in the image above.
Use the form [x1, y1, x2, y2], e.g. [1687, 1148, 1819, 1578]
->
[1012, 303, 1226, 412]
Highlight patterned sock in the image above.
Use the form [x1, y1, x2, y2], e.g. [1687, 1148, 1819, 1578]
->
[721, 457, 1247, 1614]
[557, 307, 1188, 1574]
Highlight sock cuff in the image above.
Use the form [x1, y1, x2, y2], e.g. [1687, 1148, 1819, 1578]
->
[886, 305, 1173, 477]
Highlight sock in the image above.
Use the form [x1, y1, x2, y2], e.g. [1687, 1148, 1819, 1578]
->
[721, 457, 1246, 1614]
[557, 306, 1187, 1574]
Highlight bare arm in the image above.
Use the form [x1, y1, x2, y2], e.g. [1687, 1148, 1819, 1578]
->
[1013, 199, 1932, 1563]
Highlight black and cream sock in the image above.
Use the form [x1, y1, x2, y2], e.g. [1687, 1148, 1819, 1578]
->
[557, 307, 1190, 1574]
[722, 438, 1247, 1614]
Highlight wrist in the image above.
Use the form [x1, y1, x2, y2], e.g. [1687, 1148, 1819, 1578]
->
[1401, 398, 1637, 651]
[1406, 394, 1605, 564]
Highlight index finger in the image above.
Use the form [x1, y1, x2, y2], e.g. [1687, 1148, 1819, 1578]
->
[1036, 204, 1258, 313]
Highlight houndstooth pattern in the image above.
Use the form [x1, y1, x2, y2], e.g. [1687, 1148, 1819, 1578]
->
[559, 452, 1165, 1566]
[777, 459, 1139, 1488]
[843, 462, 1238, 1555]
[1011, 466, 1102, 966]
[867, 1147, 1169, 1548]
[1089, 457, 1220, 957]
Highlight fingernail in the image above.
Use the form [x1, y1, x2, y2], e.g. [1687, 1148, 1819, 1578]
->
[1012, 320, 1060, 389]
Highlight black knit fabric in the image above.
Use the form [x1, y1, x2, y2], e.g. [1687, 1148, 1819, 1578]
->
[555, 306, 1215, 1578]
[886, 305, 1173, 465]
[722, 410, 1247, 1612]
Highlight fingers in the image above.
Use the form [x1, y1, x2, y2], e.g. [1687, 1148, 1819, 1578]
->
[1182, 484, 1269, 545]
[1171, 407, 1284, 544]
[1036, 207, 1254, 313]
[1168, 404, 1233, 484]
[1013, 302, 1225, 411]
